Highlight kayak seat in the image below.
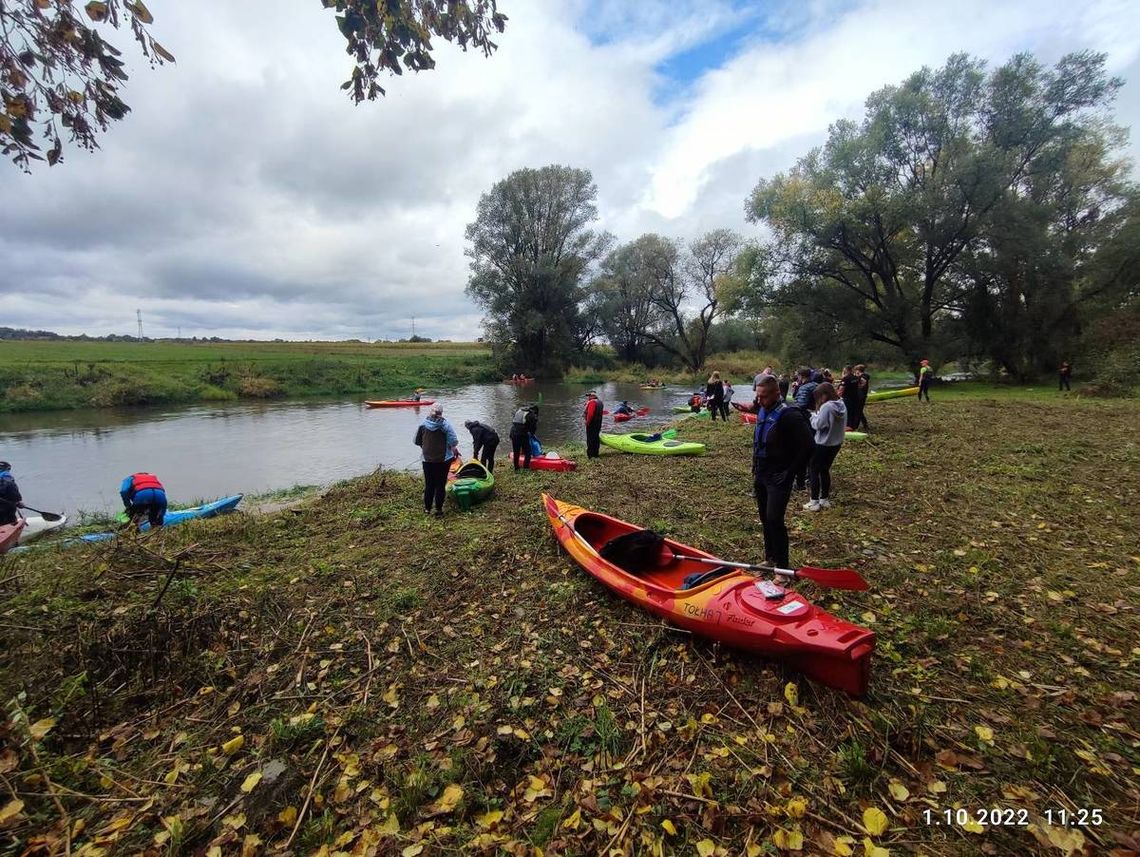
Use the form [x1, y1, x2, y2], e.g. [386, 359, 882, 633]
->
[599, 529, 666, 574]
[680, 566, 736, 590]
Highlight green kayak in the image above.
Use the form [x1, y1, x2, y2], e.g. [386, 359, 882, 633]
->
[600, 431, 705, 456]
[671, 405, 706, 414]
[447, 460, 494, 511]
[866, 386, 918, 402]
[845, 431, 868, 441]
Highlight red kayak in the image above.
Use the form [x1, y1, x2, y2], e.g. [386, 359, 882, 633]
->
[525, 453, 577, 472]
[613, 407, 650, 423]
[739, 411, 756, 424]
[364, 399, 435, 408]
[0, 520, 26, 555]
[542, 495, 874, 696]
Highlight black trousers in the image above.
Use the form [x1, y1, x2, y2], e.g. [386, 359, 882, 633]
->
[1059, 375, 1070, 391]
[510, 432, 531, 469]
[809, 444, 842, 500]
[918, 379, 931, 401]
[708, 398, 725, 420]
[422, 461, 449, 512]
[474, 439, 498, 472]
[754, 476, 792, 568]
[794, 440, 814, 489]
[586, 421, 602, 458]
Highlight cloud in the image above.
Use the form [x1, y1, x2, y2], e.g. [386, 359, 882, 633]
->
[1, 0, 1138, 340]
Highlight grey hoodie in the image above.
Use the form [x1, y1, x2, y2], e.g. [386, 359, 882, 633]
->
[810, 399, 847, 446]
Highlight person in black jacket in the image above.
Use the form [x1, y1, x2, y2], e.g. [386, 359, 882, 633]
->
[464, 420, 500, 472]
[509, 405, 533, 470]
[751, 376, 813, 568]
[0, 461, 23, 526]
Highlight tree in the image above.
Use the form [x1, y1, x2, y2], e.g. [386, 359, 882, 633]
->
[745, 52, 1124, 370]
[465, 165, 610, 375]
[588, 237, 668, 363]
[2, 0, 506, 169]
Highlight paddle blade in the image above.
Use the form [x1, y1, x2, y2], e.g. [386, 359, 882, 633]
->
[795, 565, 869, 591]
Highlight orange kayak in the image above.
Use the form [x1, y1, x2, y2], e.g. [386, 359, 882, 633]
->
[542, 494, 874, 696]
[364, 399, 435, 408]
[0, 519, 26, 555]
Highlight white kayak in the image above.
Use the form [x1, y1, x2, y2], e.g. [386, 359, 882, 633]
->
[18, 512, 68, 544]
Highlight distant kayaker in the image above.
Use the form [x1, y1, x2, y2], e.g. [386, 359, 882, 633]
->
[414, 404, 461, 517]
[411, 388, 424, 402]
[464, 420, 500, 473]
[0, 461, 24, 526]
[705, 371, 725, 421]
[805, 383, 846, 512]
[584, 391, 604, 459]
[1059, 361, 1072, 392]
[120, 472, 167, 528]
[918, 360, 932, 402]
[614, 401, 633, 416]
[751, 376, 813, 569]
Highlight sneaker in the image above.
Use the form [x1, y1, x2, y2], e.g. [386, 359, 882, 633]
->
[803, 500, 822, 512]
[818, 498, 832, 508]
[433, 509, 444, 518]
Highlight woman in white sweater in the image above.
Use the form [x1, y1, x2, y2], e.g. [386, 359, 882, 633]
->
[804, 382, 846, 511]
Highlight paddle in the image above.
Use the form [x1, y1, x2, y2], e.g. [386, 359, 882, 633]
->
[667, 551, 869, 591]
[0, 498, 64, 522]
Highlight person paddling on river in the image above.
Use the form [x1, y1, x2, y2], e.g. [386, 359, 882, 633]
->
[0, 462, 24, 526]
[614, 400, 633, 416]
[584, 391, 604, 458]
[120, 472, 167, 528]
[464, 420, 500, 473]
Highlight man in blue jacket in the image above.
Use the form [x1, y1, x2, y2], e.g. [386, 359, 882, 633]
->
[120, 472, 167, 528]
[751, 377, 813, 568]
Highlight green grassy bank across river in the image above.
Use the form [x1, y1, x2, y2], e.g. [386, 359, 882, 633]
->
[0, 340, 498, 412]
[1, 391, 1137, 855]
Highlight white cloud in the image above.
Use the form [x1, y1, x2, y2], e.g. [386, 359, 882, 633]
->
[1, 0, 1138, 339]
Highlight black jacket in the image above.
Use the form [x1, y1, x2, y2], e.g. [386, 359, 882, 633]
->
[0, 473, 21, 526]
[465, 421, 499, 447]
[751, 404, 813, 483]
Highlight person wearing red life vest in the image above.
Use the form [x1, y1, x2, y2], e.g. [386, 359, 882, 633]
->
[583, 391, 604, 459]
[119, 472, 167, 528]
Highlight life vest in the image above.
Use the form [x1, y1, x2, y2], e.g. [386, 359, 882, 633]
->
[752, 403, 786, 462]
[130, 472, 164, 493]
[690, 394, 702, 408]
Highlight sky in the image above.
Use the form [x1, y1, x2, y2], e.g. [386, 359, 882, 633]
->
[2, 0, 1139, 342]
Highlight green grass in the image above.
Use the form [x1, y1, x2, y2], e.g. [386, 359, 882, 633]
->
[0, 339, 496, 412]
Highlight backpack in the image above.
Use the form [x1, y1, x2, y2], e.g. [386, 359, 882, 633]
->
[599, 529, 666, 573]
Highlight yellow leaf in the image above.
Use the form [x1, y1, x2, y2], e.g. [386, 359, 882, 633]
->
[773, 828, 804, 850]
[221, 735, 245, 755]
[700, 712, 718, 724]
[961, 818, 984, 834]
[240, 772, 262, 793]
[783, 683, 799, 707]
[926, 780, 947, 794]
[402, 846, 424, 857]
[277, 806, 297, 826]
[661, 819, 677, 835]
[861, 838, 889, 857]
[382, 683, 400, 708]
[861, 612, 877, 624]
[431, 783, 463, 814]
[426, 694, 440, 709]
[747, 845, 763, 857]
[785, 797, 807, 818]
[974, 725, 994, 743]
[28, 718, 56, 740]
[887, 780, 909, 802]
[696, 839, 717, 857]
[686, 771, 713, 799]
[477, 809, 504, 830]
[561, 808, 581, 830]
[862, 806, 889, 836]
[832, 835, 855, 856]
[0, 799, 25, 827]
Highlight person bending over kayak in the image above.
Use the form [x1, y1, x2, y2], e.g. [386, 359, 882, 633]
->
[120, 472, 167, 528]
[751, 376, 813, 569]
[805, 382, 846, 512]
[464, 420, 500, 473]
[0, 461, 23, 526]
[415, 404, 461, 516]
[584, 391, 604, 458]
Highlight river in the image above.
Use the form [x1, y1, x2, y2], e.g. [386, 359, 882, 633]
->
[0, 381, 732, 515]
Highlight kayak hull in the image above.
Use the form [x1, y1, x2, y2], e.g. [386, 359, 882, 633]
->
[526, 454, 577, 472]
[447, 460, 494, 511]
[17, 513, 69, 544]
[866, 387, 918, 402]
[542, 495, 874, 696]
[612, 407, 649, 423]
[365, 399, 435, 408]
[0, 520, 25, 554]
[600, 432, 704, 456]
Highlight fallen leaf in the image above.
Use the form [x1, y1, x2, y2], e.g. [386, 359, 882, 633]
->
[430, 783, 463, 815]
[862, 806, 888, 836]
[696, 839, 717, 857]
[0, 799, 25, 828]
[887, 781, 909, 802]
[661, 819, 677, 835]
[974, 725, 994, 743]
[784, 683, 799, 707]
[477, 810, 504, 830]
[221, 735, 245, 755]
[772, 828, 804, 850]
[861, 838, 889, 857]
[28, 718, 56, 740]
[786, 797, 807, 818]
[562, 808, 581, 830]
[240, 772, 261, 793]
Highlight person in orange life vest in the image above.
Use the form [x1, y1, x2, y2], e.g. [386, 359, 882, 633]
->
[120, 472, 167, 528]
[584, 391, 605, 458]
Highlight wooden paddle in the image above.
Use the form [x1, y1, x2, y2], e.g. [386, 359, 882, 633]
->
[669, 552, 869, 591]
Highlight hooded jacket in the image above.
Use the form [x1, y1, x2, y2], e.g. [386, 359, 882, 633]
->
[810, 399, 848, 446]
[415, 415, 459, 463]
[0, 468, 21, 525]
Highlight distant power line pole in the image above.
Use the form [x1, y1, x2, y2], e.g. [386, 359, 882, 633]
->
[137, 309, 143, 341]
[411, 315, 416, 338]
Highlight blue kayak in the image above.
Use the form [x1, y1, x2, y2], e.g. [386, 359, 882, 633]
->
[17, 495, 245, 550]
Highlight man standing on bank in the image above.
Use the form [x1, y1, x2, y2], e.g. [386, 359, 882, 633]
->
[584, 390, 605, 459]
[751, 376, 813, 568]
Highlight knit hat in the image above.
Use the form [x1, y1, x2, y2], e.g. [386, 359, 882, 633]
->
[429, 404, 444, 417]
[586, 391, 597, 398]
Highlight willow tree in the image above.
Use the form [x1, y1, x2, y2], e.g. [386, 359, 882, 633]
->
[465, 165, 610, 375]
[745, 51, 1124, 370]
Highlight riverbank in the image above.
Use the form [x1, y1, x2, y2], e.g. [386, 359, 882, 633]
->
[1, 391, 1137, 854]
[0, 340, 497, 412]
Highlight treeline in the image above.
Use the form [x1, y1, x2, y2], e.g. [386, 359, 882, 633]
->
[464, 51, 1140, 388]
[0, 327, 146, 342]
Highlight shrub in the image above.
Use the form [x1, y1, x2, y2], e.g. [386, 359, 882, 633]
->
[237, 376, 284, 398]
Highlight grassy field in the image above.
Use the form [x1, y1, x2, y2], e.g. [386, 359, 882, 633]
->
[1, 390, 1137, 855]
[0, 340, 496, 412]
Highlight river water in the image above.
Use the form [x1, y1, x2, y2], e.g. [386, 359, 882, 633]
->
[0, 380, 732, 515]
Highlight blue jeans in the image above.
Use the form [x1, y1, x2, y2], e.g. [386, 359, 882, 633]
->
[129, 488, 167, 527]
